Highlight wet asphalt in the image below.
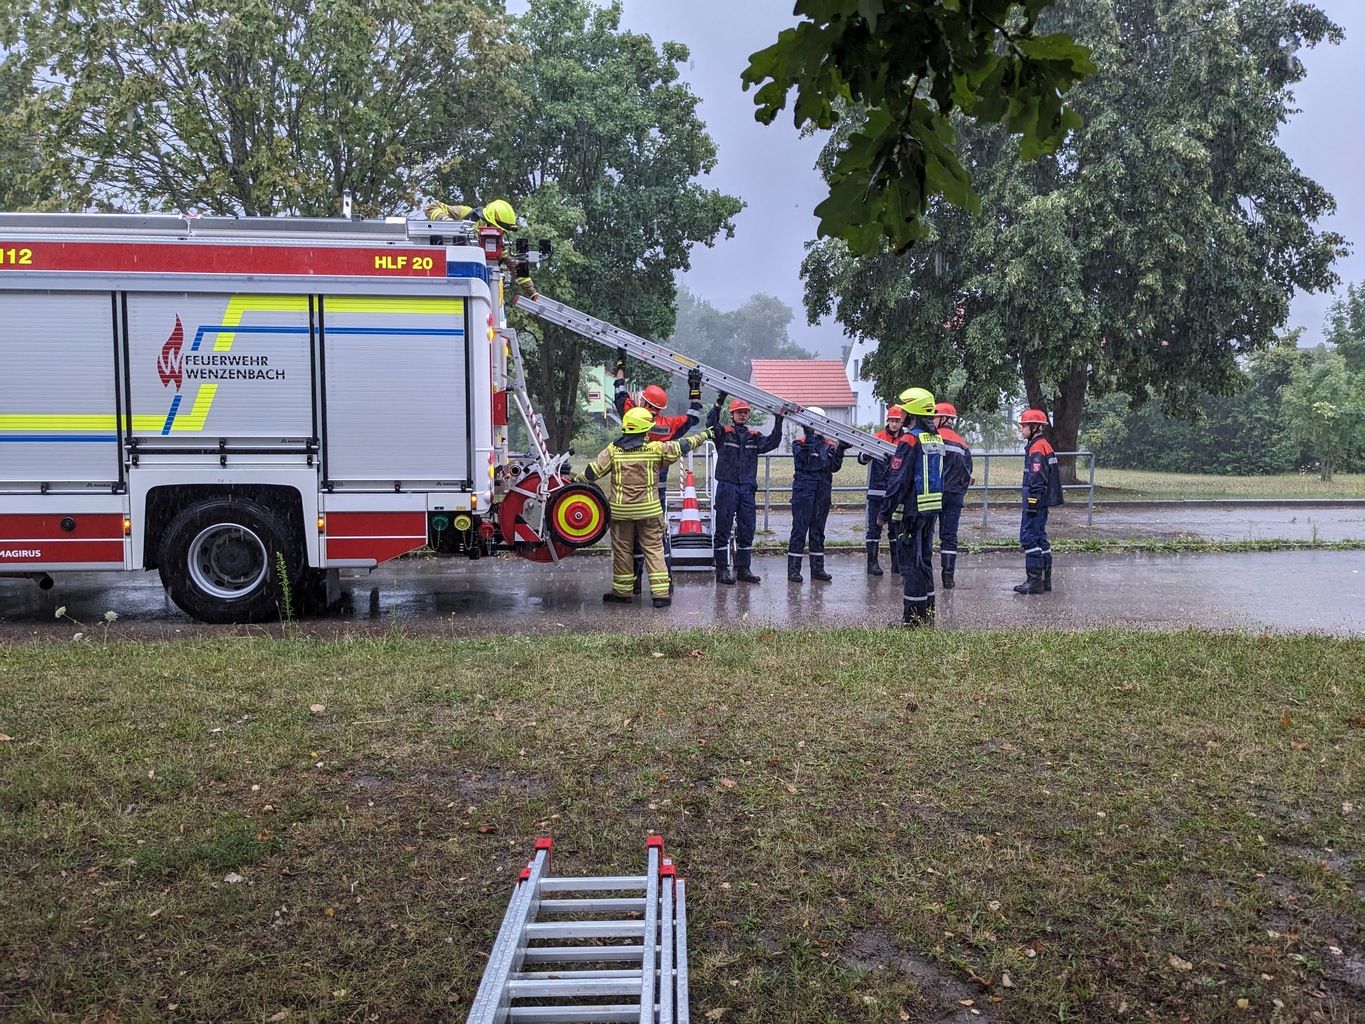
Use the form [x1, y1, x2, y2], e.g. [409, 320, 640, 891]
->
[4, 548, 1363, 639]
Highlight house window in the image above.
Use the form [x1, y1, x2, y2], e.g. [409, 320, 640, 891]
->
[852, 359, 860, 379]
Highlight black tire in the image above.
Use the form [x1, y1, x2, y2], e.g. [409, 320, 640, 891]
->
[158, 497, 303, 624]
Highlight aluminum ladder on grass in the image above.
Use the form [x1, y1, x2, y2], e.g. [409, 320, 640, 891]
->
[465, 836, 689, 1024]
[514, 294, 897, 463]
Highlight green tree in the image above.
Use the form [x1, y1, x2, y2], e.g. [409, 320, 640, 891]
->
[0, 31, 62, 208]
[666, 287, 813, 382]
[1325, 282, 1365, 373]
[1281, 346, 1365, 481]
[449, 0, 742, 450]
[804, 0, 1345, 477]
[24, 0, 513, 215]
[743, 0, 1093, 254]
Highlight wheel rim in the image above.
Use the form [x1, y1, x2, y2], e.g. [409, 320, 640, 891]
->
[186, 523, 269, 600]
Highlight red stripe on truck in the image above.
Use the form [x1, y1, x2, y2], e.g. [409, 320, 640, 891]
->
[323, 511, 427, 566]
[0, 513, 125, 540]
[0, 540, 125, 565]
[0, 241, 447, 278]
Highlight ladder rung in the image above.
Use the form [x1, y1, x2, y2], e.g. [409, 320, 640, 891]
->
[513, 969, 644, 981]
[538, 897, 646, 914]
[539, 875, 646, 892]
[525, 920, 646, 940]
[522, 945, 653, 964]
[508, 1007, 643, 1023]
[507, 977, 645, 998]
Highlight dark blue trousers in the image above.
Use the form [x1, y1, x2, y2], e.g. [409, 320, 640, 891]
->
[788, 478, 830, 557]
[939, 492, 964, 570]
[714, 480, 757, 571]
[899, 514, 937, 606]
[1019, 504, 1051, 571]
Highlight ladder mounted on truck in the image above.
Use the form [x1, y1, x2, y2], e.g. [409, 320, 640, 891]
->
[514, 294, 898, 462]
[464, 836, 689, 1024]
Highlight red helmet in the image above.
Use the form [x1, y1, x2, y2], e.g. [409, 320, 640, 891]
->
[886, 405, 905, 419]
[640, 384, 669, 410]
[1019, 408, 1049, 425]
[729, 399, 751, 414]
[935, 402, 957, 417]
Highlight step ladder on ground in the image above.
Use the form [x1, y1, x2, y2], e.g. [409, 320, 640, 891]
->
[464, 836, 690, 1024]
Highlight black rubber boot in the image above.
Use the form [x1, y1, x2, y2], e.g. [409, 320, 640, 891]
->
[735, 551, 761, 584]
[652, 596, 671, 608]
[787, 555, 803, 582]
[1043, 554, 1053, 592]
[892, 601, 930, 628]
[811, 555, 832, 582]
[1013, 568, 1045, 595]
[866, 541, 883, 576]
[715, 547, 735, 586]
[941, 569, 955, 590]
[603, 592, 633, 605]
[889, 539, 901, 574]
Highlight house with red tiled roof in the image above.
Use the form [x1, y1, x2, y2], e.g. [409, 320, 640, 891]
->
[750, 360, 856, 421]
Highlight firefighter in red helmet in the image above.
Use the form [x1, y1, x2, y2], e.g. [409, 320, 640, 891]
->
[614, 351, 703, 592]
[858, 404, 906, 576]
[705, 393, 785, 584]
[1015, 408, 1064, 594]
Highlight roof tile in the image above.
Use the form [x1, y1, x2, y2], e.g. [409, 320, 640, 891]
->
[749, 360, 856, 407]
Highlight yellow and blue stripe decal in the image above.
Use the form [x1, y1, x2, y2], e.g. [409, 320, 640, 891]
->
[1, 295, 464, 442]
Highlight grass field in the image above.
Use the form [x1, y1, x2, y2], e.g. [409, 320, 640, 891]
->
[1, 632, 1361, 1023]
[658, 454, 1365, 506]
[1093, 469, 1365, 500]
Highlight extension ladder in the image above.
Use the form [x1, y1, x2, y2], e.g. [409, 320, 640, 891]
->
[465, 836, 690, 1024]
[514, 294, 897, 462]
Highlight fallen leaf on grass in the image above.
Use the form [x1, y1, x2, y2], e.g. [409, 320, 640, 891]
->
[0, 733, 12, 742]
[223, 872, 244, 884]
[1001, 971, 1014, 988]
[268, 1011, 290, 1022]
[1289, 739, 1309, 750]
[718, 778, 736, 789]
[309, 703, 326, 714]
[477, 822, 498, 834]
[324, 907, 335, 917]
[1168, 953, 1193, 972]
[1280, 712, 1294, 728]
[685, 649, 704, 659]
[1236, 998, 1250, 1009]
[704, 1010, 726, 1021]
[651, 651, 665, 658]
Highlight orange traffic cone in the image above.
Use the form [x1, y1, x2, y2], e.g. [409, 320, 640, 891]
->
[678, 470, 704, 535]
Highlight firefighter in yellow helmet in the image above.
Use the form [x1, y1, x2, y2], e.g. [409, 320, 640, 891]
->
[424, 198, 519, 230]
[577, 406, 714, 607]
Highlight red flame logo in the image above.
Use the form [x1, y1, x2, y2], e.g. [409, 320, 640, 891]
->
[158, 316, 184, 391]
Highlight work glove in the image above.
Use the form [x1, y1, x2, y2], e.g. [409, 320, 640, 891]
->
[615, 347, 627, 373]
[687, 368, 702, 402]
[516, 276, 538, 299]
[716, 390, 728, 405]
[837, 441, 852, 452]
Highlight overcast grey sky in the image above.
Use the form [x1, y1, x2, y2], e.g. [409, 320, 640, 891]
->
[614, 0, 1363, 356]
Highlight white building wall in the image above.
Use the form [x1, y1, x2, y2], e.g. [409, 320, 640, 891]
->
[845, 337, 885, 428]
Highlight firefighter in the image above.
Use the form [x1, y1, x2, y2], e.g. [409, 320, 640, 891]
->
[878, 388, 945, 627]
[705, 393, 786, 584]
[857, 405, 906, 576]
[424, 198, 518, 230]
[424, 198, 537, 296]
[578, 407, 713, 608]
[614, 352, 703, 592]
[934, 402, 974, 590]
[787, 408, 850, 583]
[1015, 408, 1064, 594]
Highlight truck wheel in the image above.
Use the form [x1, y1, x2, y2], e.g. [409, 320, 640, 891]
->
[158, 498, 302, 624]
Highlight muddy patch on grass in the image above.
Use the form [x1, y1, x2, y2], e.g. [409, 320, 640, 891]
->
[1278, 843, 1359, 878]
[843, 928, 989, 1023]
[1323, 950, 1365, 993]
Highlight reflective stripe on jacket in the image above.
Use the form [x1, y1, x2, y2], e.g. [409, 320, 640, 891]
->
[881, 423, 945, 518]
[583, 431, 710, 519]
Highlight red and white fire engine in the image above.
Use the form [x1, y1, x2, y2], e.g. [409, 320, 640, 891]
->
[0, 213, 611, 621]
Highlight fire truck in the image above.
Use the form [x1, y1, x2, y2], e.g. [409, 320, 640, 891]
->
[0, 213, 892, 623]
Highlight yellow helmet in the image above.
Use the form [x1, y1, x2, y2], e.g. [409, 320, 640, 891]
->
[898, 387, 936, 417]
[482, 199, 517, 230]
[621, 407, 655, 434]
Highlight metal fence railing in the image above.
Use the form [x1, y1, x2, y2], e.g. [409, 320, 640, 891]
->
[666, 447, 1097, 529]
